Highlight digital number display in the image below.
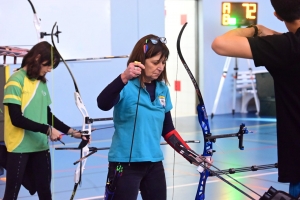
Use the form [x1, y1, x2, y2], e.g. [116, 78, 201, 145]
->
[222, 2, 258, 26]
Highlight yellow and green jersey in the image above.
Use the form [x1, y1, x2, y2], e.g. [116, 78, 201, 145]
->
[3, 68, 51, 153]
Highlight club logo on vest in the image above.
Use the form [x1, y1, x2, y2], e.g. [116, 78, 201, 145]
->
[41, 90, 47, 96]
[159, 96, 166, 107]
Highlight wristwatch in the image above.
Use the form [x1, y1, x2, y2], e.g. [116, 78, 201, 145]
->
[247, 24, 258, 37]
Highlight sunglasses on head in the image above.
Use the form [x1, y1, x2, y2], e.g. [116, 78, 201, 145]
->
[144, 37, 167, 53]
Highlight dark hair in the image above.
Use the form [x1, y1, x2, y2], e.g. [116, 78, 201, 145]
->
[21, 41, 60, 83]
[271, 0, 300, 22]
[127, 34, 170, 87]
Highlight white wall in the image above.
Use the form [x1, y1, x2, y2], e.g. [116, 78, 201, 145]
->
[165, 0, 198, 118]
[0, 0, 111, 60]
[1, 0, 288, 128]
[1, 0, 165, 127]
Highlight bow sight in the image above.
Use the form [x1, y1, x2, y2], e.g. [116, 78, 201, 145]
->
[41, 25, 61, 43]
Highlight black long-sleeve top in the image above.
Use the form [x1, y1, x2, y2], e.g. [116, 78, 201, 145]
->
[7, 103, 70, 134]
[97, 75, 175, 136]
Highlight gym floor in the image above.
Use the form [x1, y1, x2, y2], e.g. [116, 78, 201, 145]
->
[0, 112, 283, 200]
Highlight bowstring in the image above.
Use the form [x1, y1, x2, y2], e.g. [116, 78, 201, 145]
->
[170, 45, 180, 200]
[50, 45, 55, 197]
[50, 45, 57, 198]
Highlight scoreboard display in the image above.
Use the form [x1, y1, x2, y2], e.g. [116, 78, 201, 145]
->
[221, 2, 258, 26]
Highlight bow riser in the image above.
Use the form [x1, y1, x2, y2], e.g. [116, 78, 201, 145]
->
[32, 14, 41, 42]
[195, 104, 212, 200]
[27, 0, 42, 42]
[74, 146, 89, 183]
[195, 170, 210, 200]
[74, 92, 91, 136]
[197, 105, 212, 156]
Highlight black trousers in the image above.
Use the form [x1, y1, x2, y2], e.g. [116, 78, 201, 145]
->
[3, 149, 52, 200]
[106, 161, 167, 200]
[0, 145, 6, 176]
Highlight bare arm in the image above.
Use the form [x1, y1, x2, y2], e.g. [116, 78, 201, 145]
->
[211, 25, 281, 58]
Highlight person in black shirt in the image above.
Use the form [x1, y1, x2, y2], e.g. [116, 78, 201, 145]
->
[211, 0, 300, 198]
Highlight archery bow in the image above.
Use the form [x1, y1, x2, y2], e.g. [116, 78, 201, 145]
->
[28, 0, 57, 42]
[176, 22, 255, 200]
[50, 22, 91, 200]
[28, 1, 84, 196]
[176, 22, 290, 200]
[176, 22, 211, 200]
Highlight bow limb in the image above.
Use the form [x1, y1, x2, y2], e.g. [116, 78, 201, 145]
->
[27, 0, 42, 42]
[50, 22, 91, 199]
[176, 22, 212, 200]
